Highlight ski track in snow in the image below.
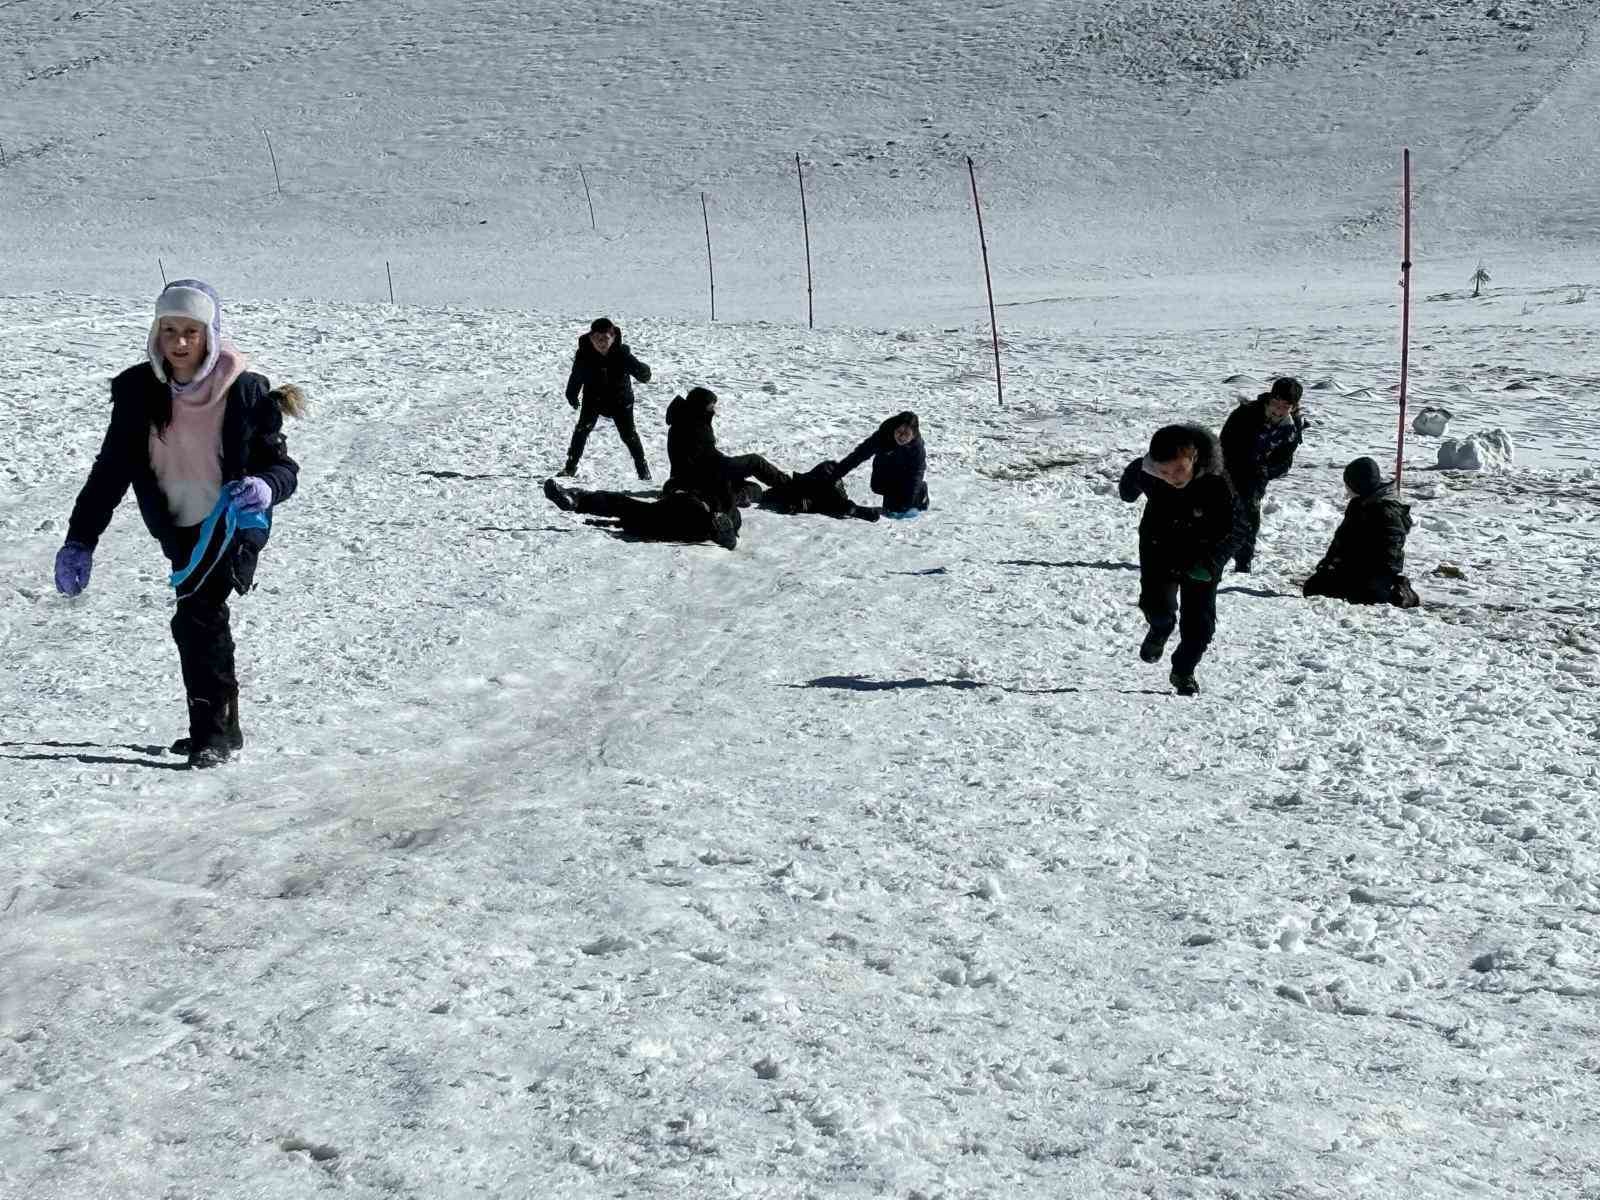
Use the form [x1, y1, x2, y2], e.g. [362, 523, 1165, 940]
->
[2, 294, 1598, 1197]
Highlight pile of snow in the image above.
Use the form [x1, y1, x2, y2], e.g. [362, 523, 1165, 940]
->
[1438, 428, 1515, 471]
[1412, 406, 1453, 436]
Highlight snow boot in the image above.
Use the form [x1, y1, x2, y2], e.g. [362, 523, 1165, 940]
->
[1139, 628, 1170, 664]
[171, 689, 243, 757]
[1169, 669, 1200, 697]
[544, 478, 577, 511]
[710, 511, 740, 551]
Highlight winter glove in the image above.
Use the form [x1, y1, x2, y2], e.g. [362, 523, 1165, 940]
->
[54, 541, 93, 597]
[227, 477, 273, 513]
[1185, 565, 1214, 583]
[568, 395, 580, 410]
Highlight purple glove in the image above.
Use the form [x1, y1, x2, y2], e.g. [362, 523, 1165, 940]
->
[55, 541, 93, 597]
[227, 476, 273, 513]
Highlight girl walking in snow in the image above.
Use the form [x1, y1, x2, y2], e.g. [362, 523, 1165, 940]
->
[561, 316, 653, 480]
[1118, 423, 1240, 697]
[53, 280, 303, 768]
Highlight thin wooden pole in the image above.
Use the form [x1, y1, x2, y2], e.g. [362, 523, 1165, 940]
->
[1396, 148, 1412, 492]
[796, 153, 814, 329]
[967, 156, 1003, 407]
[263, 130, 283, 195]
[577, 163, 596, 231]
[386, 260, 395, 303]
[158, 257, 167, 285]
[701, 191, 716, 322]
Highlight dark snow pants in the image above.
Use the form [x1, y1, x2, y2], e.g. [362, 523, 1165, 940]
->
[164, 524, 242, 747]
[567, 400, 649, 475]
[1233, 486, 1264, 568]
[573, 489, 735, 545]
[1139, 567, 1218, 675]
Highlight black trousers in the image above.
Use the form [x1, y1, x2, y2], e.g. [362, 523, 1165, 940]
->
[567, 401, 649, 472]
[1138, 567, 1218, 674]
[1234, 487, 1264, 566]
[163, 524, 241, 739]
[573, 489, 734, 544]
[721, 453, 789, 490]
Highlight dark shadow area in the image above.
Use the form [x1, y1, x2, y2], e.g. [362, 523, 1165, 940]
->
[476, 525, 579, 534]
[2, 739, 169, 755]
[891, 567, 948, 577]
[418, 469, 522, 481]
[799, 675, 988, 692]
[796, 677, 1176, 698]
[1218, 585, 1297, 599]
[1000, 559, 1140, 572]
[791, 676, 1178, 698]
[0, 750, 187, 771]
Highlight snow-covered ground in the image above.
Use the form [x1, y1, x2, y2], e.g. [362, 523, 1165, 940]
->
[3, 2, 1600, 1196]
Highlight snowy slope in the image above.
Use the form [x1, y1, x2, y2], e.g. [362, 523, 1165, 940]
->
[4, 0, 1600, 1196]
[4, 293, 1599, 1197]
[3, 0, 1599, 326]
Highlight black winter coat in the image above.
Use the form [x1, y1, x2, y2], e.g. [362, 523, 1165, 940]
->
[1314, 483, 1411, 585]
[564, 334, 650, 414]
[1118, 425, 1239, 578]
[67, 364, 299, 560]
[1221, 398, 1303, 494]
[837, 411, 926, 511]
[663, 392, 738, 512]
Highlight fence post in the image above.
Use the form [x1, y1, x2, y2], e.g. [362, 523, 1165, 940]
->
[796, 153, 814, 329]
[967, 156, 1003, 407]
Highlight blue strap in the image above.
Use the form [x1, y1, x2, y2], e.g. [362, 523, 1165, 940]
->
[170, 491, 270, 593]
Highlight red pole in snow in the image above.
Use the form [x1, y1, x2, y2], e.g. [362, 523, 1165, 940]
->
[967, 156, 1003, 407]
[701, 191, 716, 322]
[796, 153, 814, 329]
[1395, 148, 1412, 492]
[578, 163, 597, 232]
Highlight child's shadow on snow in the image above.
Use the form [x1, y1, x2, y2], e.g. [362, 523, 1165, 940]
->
[1000, 558, 1140, 572]
[1217, 585, 1297, 599]
[0, 740, 186, 771]
[795, 676, 1168, 697]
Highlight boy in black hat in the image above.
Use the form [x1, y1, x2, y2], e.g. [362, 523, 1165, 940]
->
[1303, 457, 1419, 607]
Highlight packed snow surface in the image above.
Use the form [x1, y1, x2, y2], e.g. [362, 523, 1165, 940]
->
[3, 1, 1600, 1197]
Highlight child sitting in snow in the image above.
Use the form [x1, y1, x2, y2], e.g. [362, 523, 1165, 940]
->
[1303, 457, 1420, 608]
[824, 411, 928, 518]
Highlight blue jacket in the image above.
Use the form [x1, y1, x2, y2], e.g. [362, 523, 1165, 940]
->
[66, 363, 299, 561]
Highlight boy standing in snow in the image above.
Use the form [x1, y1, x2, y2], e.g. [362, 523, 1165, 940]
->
[1118, 424, 1240, 697]
[1221, 376, 1304, 572]
[1303, 457, 1420, 608]
[53, 280, 303, 768]
[561, 317, 653, 480]
[824, 411, 928, 518]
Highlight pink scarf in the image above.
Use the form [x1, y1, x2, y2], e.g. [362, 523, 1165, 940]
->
[148, 342, 248, 527]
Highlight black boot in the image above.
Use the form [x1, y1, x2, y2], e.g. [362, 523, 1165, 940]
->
[173, 691, 242, 764]
[1169, 668, 1200, 697]
[544, 478, 577, 511]
[1139, 627, 1170, 664]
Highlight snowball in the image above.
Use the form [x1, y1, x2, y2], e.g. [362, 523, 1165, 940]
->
[1412, 406, 1452, 436]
